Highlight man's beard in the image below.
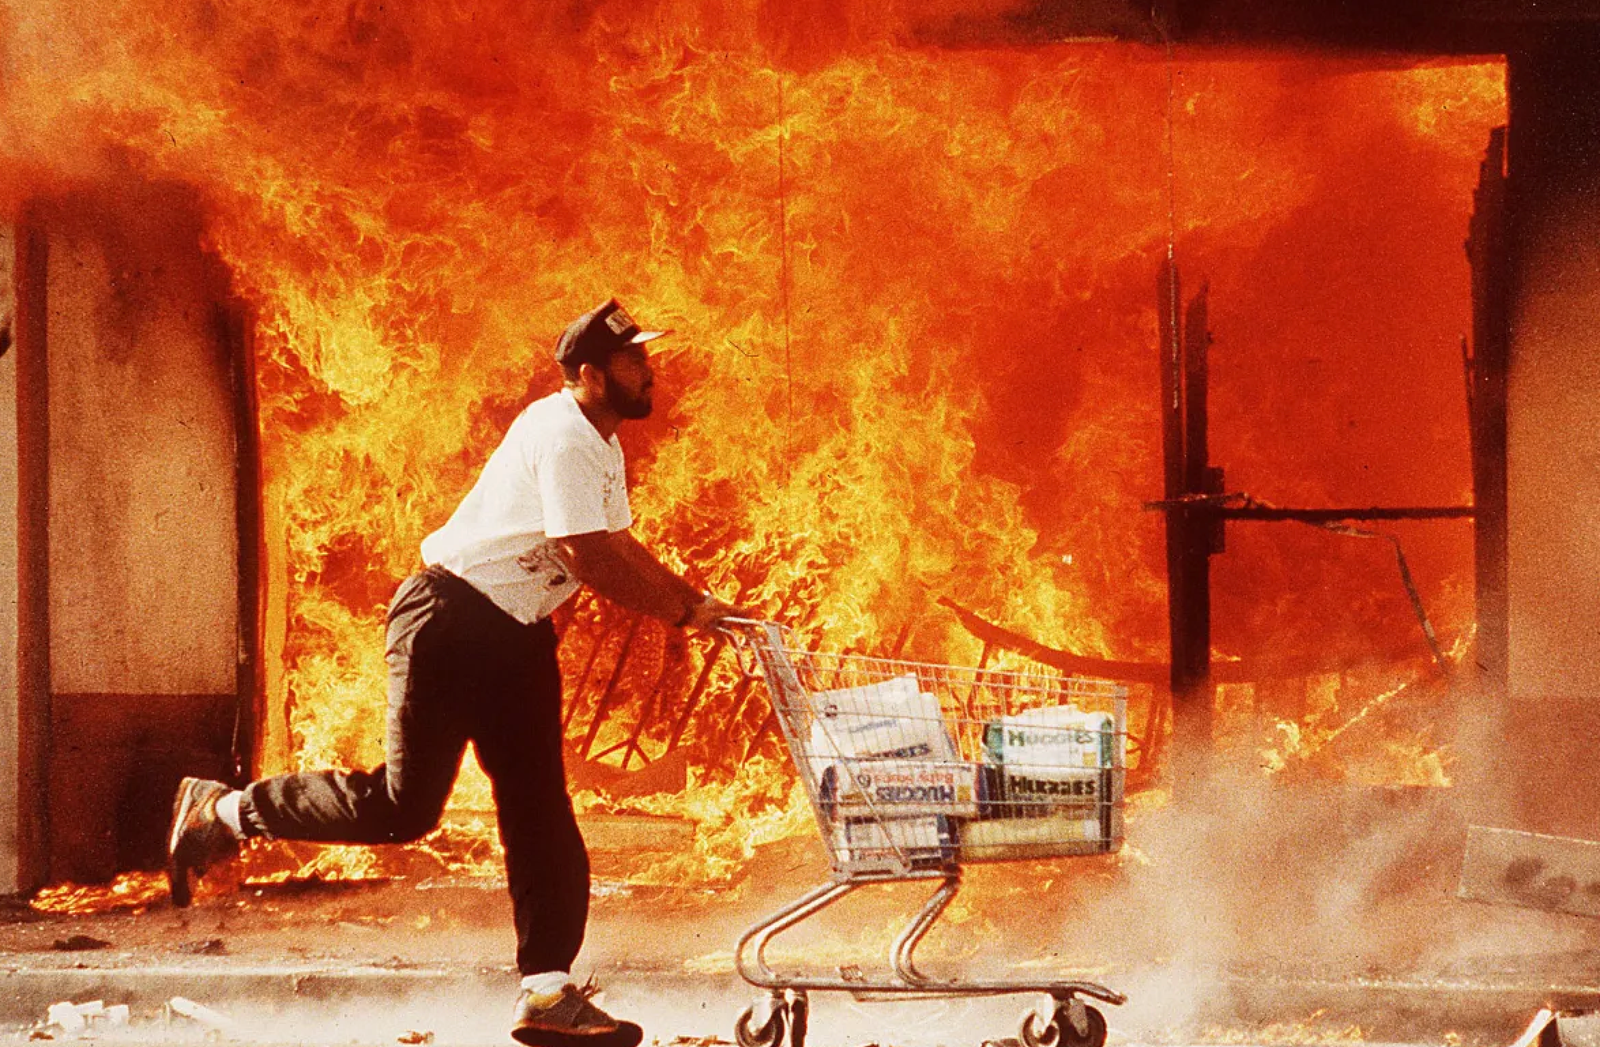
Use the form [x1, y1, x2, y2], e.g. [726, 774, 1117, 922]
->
[603, 373, 653, 420]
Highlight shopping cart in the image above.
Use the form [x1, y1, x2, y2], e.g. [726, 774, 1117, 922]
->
[722, 619, 1129, 1047]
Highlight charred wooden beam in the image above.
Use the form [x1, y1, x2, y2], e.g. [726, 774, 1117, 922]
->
[716, 676, 759, 753]
[563, 593, 617, 732]
[946, 597, 1164, 684]
[664, 581, 775, 753]
[941, 597, 1441, 686]
[665, 637, 730, 753]
[743, 707, 778, 763]
[580, 614, 644, 761]
[612, 627, 674, 770]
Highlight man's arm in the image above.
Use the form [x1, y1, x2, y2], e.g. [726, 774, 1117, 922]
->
[554, 529, 739, 629]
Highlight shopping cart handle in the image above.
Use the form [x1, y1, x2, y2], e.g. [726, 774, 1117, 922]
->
[717, 617, 779, 632]
[716, 618, 787, 676]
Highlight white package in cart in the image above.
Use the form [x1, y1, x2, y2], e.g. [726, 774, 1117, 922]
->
[838, 814, 957, 869]
[807, 675, 958, 776]
[819, 759, 981, 818]
[982, 704, 1115, 772]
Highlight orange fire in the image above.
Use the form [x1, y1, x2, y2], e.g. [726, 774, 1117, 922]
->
[0, 1, 1504, 886]
[31, 872, 169, 916]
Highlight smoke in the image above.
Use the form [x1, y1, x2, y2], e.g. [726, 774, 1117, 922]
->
[986, 760, 1600, 1040]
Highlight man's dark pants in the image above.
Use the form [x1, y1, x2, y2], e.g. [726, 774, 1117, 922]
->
[238, 566, 588, 976]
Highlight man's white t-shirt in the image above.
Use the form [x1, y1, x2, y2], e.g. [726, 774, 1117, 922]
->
[420, 388, 632, 623]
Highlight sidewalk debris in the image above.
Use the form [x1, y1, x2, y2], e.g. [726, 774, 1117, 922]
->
[168, 996, 238, 1036]
[1460, 825, 1600, 917]
[1509, 1009, 1556, 1047]
[41, 1000, 130, 1037]
[397, 1032, 434, 1044]
[50, 935, 111, 952]
[1509, 1008, 1600, 1047]
[177, 938, 228, 955]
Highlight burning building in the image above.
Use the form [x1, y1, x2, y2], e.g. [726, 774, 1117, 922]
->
[0, 0, 1591, 901]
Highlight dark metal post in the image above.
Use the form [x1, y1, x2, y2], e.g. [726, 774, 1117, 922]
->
[1177, 283, 1216, 760]
[1159, 260, 1216, 787]
[1158, 261, 1184, 517]
[1465, 125, 1510, 709]
[1158, 260, 1185, 777]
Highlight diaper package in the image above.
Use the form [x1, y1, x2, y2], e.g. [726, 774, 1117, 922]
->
[982, 705, 1116, 771]
[807, 676, 958, 784]
[837, 814, 958, 871]
[819, 758, 981, 818]
[980, 704, 1118, 825]
[957, 811, 1110, 861]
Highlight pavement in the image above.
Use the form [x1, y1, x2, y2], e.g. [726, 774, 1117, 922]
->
[5, 797, 1600, 1047]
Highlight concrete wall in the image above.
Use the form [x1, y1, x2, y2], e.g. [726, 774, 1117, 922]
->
[3, 188, 248, 885]
[1501, 35, 1600, 836]
[1506, 193, 1600, 690]
[45, 210, 237, 697]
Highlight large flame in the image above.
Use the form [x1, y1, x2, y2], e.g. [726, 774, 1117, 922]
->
[0, 0, 1504, 886]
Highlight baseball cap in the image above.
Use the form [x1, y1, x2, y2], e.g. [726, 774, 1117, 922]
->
[554, 298, 673, 368]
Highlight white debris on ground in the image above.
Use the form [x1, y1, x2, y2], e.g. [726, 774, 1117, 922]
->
[39, 1001, 129, 1037]
[167, 997, 238, 1035]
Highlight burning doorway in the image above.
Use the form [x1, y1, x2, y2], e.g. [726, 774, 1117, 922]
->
[0, 5, 1514, 895]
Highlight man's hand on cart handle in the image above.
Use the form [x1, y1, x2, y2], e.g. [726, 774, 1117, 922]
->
[680, 592, 746, 632]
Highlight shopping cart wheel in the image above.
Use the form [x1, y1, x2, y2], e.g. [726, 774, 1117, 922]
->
[735, 998, 787, 1047]
[1021, 1001, 1107, 1047]
[1020, 1008, 1058, 1047]
[788, 992, 808, 1047]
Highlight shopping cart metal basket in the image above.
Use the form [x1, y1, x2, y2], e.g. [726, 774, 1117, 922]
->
[723, 619, 1129, 1047]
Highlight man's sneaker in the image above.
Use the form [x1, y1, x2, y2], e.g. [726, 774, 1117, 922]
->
[511, 981, 643, 1047]
[166, 777, 240, 908]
